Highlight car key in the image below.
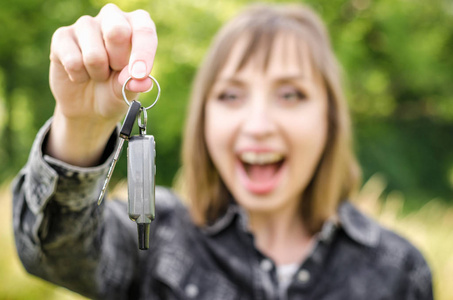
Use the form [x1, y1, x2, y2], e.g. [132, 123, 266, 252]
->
[97, 100, 142, 205]
[127, 133, 156, 250]
[124, 75, 160, 250]
[101, 75, 161, 250]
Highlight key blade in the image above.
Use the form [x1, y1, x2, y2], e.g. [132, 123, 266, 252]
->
[98, 160, 117, 205]
[97, 139, 125, 205]
[97, 101, 141, 206]
[97, 175, 111, 205]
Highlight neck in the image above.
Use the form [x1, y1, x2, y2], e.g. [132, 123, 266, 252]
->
[247, 200, 314, 266]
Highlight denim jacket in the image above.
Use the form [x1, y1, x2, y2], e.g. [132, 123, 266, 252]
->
[12, 119, 433, 300]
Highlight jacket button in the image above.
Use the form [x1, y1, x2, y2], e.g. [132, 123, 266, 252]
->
[297, 269, 310, 283]
[260, 259, 273, 272]
[185, 284, 199, 298]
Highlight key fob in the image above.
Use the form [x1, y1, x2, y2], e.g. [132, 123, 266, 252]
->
[127, 135, 156, 250]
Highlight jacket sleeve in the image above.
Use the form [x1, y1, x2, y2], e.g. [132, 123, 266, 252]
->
[11, 118, 142, 299]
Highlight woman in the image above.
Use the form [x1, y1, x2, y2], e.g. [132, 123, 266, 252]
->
[12, 3, 433, 299]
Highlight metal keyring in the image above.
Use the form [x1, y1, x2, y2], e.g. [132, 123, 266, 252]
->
[122, 75, 161, 110]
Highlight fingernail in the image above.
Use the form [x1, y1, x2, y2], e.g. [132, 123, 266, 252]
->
[131, 61, 147, 79]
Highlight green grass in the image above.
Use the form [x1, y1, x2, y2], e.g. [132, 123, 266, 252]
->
[1, 176, 452, 299]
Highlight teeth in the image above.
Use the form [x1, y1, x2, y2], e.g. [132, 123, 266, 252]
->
[240, 152, 284, 165]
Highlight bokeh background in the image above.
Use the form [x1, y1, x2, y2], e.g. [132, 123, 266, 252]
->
[0, 0, 452, 299]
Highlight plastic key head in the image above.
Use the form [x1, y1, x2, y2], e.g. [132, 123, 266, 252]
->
[120, 100, 142, 139]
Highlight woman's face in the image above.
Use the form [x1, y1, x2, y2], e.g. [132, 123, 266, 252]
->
[205, 35, 328, 216]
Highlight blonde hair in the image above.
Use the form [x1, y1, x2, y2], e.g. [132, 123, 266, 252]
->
[176, 3, 360, 233]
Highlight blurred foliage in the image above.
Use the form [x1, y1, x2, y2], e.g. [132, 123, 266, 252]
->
[0, 0, 452, 205]
[1, 0, 452, 206]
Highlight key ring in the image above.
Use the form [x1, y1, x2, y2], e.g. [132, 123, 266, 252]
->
[122, 75, 161, 111]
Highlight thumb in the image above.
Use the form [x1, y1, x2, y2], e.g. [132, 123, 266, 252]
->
[118, 65, 152, 93]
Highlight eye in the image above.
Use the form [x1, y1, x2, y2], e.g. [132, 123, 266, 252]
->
[216, 86, 244, 103]
[218, 91, 238, 101]
[276, 85, 307, 103]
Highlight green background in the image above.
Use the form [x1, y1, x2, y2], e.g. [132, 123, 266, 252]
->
[0, 0, 452, 299]
[1, 0, 452, 209]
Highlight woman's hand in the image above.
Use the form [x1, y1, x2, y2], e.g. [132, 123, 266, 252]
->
[46, 3, 157, 166]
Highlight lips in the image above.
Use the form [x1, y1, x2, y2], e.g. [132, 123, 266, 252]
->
[237, 151, 286, 194]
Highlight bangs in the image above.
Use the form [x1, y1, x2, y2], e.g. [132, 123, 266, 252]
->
[235, 29, 307, 72]
[230, 23, 310, 75]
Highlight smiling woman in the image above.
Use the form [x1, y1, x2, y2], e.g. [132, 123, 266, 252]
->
[180, 7, 358, 236]
[12, 2, 433, 300]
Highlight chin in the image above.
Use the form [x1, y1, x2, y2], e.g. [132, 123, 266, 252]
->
[233, 188, 294, 214]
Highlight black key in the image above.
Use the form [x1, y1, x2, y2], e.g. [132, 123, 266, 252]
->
[98, 100, 141, 205]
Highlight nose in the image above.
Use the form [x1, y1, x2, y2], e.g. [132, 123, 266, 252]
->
[242, 100, 276, 140]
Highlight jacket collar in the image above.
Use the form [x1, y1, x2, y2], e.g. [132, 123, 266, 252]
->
[203, 201, 380, 248]
[338, 201, 380, 247]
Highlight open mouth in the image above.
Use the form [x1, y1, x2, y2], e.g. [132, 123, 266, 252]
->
[237, 151, 286, 194]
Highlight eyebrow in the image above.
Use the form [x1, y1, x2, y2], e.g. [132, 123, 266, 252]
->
[216, 73, 307, 85]
[272, 74, 307, 83]
[214, 77, 246, 86]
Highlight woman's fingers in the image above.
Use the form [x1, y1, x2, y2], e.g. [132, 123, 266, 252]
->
[118, 67, 152, 92]
[51, 3, 157, 93]
[50, 26, 89, 83]
[127, 9, 157, 78]
[98, 4, 157, 92]
[74, 15, 110, 82]
[98, 4, 132, 71]
[122, 9, 157, 92]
